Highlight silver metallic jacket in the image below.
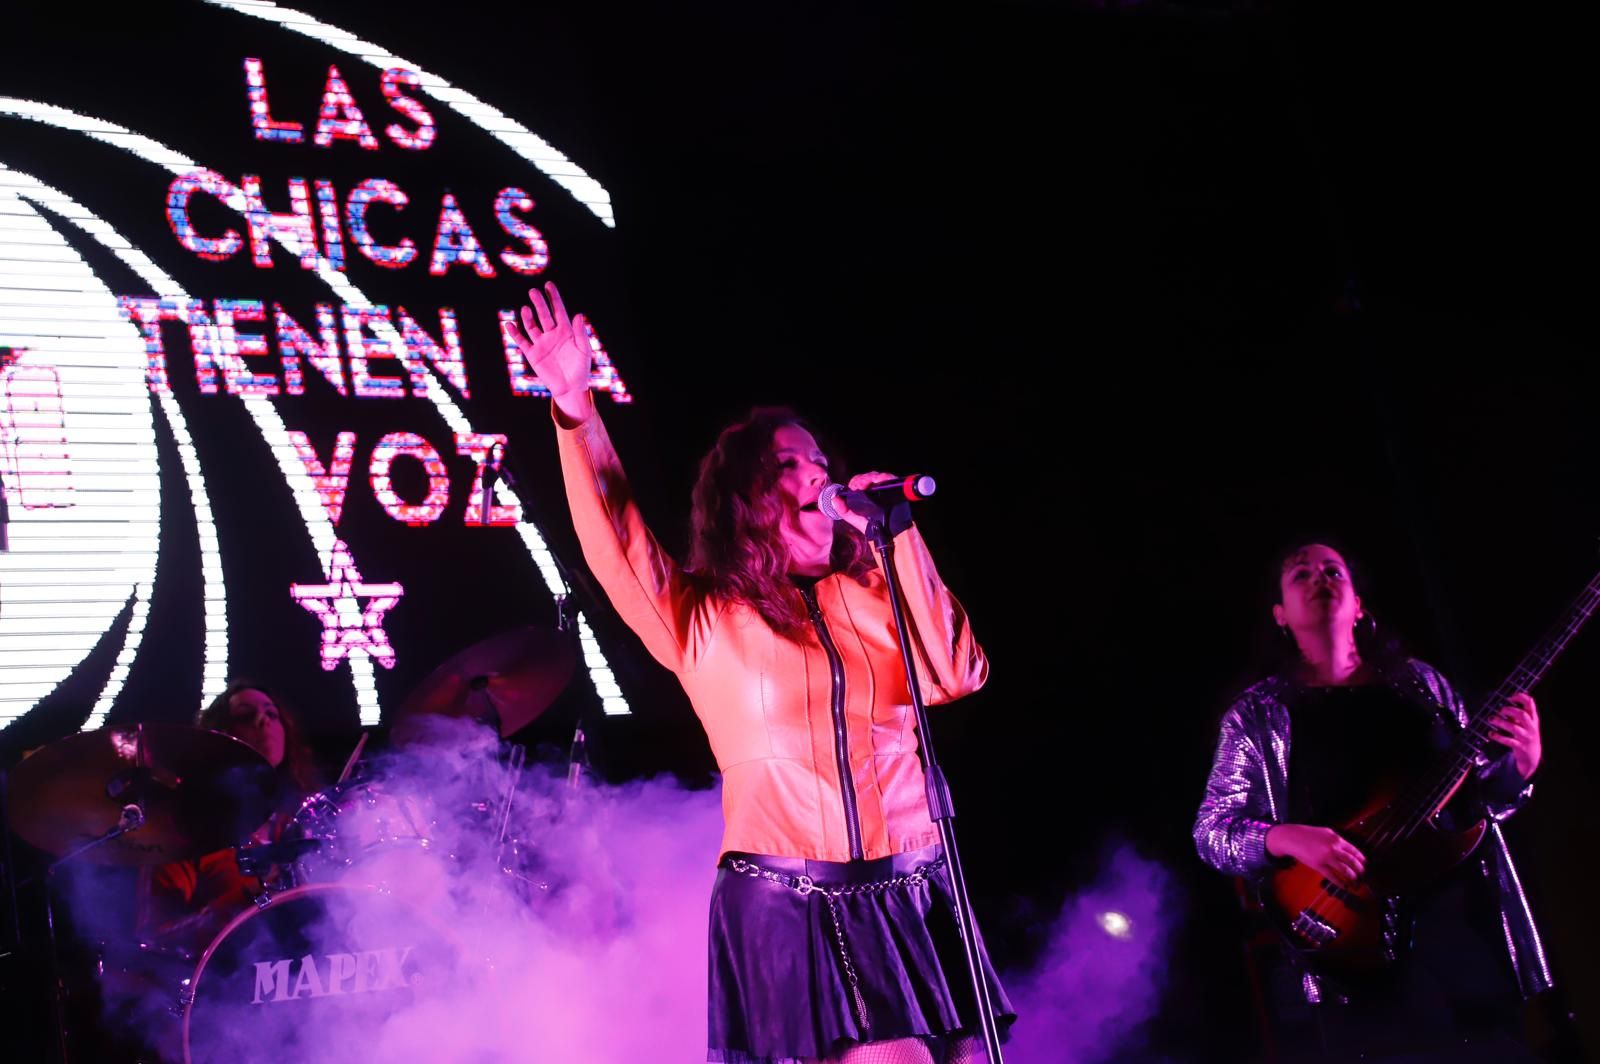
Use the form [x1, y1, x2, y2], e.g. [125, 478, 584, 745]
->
[1193, 658, 1553, 1000]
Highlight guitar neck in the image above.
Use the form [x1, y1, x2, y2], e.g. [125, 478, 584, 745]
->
[1380, 566, 1600, 836]
[1443, 567, 1600, 772]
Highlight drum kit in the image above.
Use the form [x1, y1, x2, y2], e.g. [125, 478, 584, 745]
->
[3, 625, 583, 1064]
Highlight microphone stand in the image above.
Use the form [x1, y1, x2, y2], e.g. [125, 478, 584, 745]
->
[477, 443, 599, 784]
[36, 725, 153, 1064]
[861, 502, 1005, 1063]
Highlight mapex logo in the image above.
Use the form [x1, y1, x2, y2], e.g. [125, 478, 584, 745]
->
[251, 946, 419, 1004]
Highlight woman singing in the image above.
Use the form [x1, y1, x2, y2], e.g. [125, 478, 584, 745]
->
[506, 283, 1012, 1064]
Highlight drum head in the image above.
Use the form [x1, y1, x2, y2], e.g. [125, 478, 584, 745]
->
[286, 778, 440, 887]
[182, 883, 463, 1064]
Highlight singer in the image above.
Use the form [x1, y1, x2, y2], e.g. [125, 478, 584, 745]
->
[506, 283, 1012, 1064]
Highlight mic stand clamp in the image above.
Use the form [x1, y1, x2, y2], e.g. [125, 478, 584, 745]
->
[46, 805, 145, 875]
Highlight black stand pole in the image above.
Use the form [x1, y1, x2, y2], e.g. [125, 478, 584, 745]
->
[865, 509, 1004, 1063]
[40, 799, 147, 1064]
[480, 444, 603, 785]
[44, 884, 70, 1064]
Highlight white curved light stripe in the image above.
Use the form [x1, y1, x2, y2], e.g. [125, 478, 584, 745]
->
[0, 164, 228, 719]
[203, 0, 615, 228]
[159, 395, 231, 705]
[0, 97, 631, 718]
[0, 103, 381, 723]
[0, 100, 204, 173]
[89, 582, 150, 726]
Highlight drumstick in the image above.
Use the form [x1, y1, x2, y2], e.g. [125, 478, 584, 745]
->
[336, 731, 369, 785]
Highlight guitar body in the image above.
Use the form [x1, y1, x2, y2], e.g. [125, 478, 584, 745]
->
[1267, 779, 1487, 975]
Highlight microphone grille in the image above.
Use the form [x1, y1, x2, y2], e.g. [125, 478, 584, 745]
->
[816, 483, 846, 521]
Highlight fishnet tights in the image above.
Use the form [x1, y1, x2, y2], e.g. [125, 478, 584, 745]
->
[811, 1035, 981, 1064]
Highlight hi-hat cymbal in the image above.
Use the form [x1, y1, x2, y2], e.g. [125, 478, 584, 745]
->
[5, 723, 279, 866]
[396, 625, 577, 738]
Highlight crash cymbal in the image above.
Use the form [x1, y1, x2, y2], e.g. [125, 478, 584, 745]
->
[5, 722, 279, 865]
[397, 625, 577, 738]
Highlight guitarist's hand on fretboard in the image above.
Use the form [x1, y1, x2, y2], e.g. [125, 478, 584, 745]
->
[1266, 823, 1366, 886]
[1488, 692, 1542, 780]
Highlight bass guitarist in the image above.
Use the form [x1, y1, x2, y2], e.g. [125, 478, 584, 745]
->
[1194, 540, 1552, 1062]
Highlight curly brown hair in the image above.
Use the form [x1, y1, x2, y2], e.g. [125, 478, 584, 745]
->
[198, 679, 319, 796]
[687, 407, 874, 640]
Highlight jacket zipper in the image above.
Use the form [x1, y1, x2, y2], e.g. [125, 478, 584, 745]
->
[799, 582, 864, 861]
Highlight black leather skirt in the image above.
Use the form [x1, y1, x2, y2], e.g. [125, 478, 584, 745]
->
[706, 844, 1014, 1063]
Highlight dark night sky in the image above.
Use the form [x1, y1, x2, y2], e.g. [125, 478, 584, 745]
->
[3, 1, 1597, 1058]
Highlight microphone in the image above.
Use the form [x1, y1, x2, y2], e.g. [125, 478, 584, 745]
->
[486, 441, 505, 485]
[486, 443, 538, 526]
[489, 441, 537, 495]
[477, 442, 505, 526]
[816, 475, 936, 522]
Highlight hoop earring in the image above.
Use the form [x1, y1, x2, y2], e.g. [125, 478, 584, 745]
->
[1355, 611, 1378, 640]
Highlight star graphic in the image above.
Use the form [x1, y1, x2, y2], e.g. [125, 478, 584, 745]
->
[290, 539, 404, 670]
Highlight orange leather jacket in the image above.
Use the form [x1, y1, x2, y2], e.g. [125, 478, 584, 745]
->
[556, 406, 988, 862]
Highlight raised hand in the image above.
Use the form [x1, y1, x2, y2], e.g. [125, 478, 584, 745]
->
[502, 281, 593, 424]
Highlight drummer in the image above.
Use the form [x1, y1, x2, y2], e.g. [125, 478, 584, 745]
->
[140, 679, 318, 949]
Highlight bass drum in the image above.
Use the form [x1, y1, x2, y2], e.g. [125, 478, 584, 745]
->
[181, 883, 464, 1064]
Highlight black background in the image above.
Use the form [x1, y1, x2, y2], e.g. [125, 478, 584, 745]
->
[3, 1, 1597, 1059]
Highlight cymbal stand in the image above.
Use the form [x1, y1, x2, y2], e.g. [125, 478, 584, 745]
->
[493, 742, 526, 868]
